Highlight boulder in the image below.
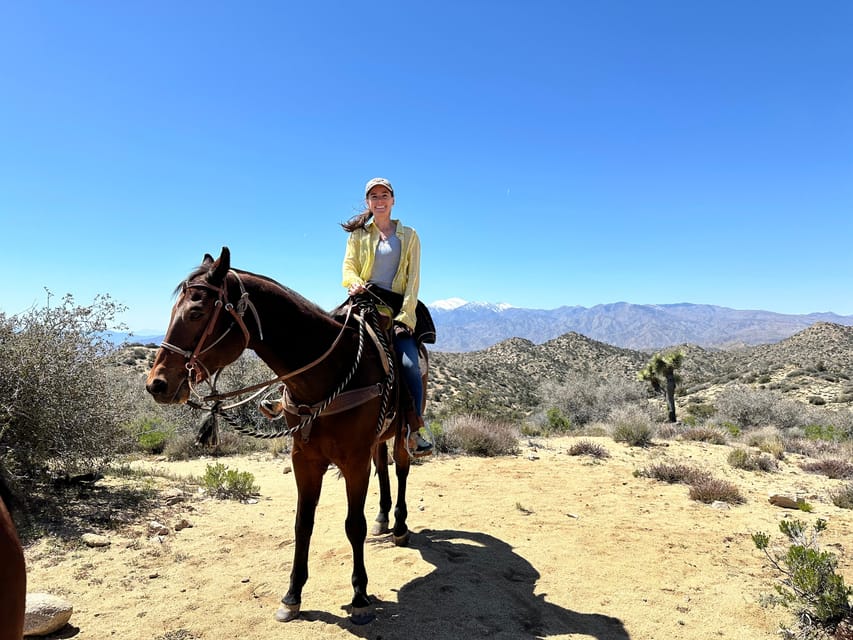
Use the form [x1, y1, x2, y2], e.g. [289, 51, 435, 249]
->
[81, 533, 111, 547]
[24, 593, 73, 636]
[768, 493, 806, 509]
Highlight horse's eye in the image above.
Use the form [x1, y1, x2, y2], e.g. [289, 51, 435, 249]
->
[188, 309, 204, 321]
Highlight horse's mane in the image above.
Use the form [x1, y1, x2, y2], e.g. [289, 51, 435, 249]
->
[176, 264, 335, 319]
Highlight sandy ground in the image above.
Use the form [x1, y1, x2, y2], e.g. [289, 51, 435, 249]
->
[23, 436, 853, 640]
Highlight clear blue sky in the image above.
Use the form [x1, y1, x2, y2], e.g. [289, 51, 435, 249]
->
[1, 1, 851, 333]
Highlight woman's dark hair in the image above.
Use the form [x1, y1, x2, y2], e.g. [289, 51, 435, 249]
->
[341, 209, 372, 232]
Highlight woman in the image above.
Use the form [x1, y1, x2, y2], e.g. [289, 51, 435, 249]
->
[341, 177, 432, 456]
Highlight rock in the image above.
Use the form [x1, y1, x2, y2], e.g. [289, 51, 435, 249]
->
[149, 521, 170, 536]
[163, 488, 185, 505]
[711, 501, 731, 510]
[81, 533, 111, 547]
[24, 593, 73, 636]
[769, 494, 805, 509]
[174, 518, 193, 531]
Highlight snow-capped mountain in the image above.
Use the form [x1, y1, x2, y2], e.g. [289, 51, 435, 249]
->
[426, 300, 853, 353]
[429, 298, 515, 312]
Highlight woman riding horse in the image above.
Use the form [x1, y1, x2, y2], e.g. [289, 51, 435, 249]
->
[146, 247, 423, 624]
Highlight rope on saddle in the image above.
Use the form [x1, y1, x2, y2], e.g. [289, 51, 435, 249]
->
[199, 299, 394, 441]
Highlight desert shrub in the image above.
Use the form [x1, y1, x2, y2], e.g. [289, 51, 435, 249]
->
[538, 374, 646, 428]
[829, 483, 853, 510]
[720, 421, 742, 437]
[681, 426, 728, 445]
[801, 459, 853, 480]
[0, 294, 132, 479]
[201, 463, 259, 500]
[808, 396, 827, 406]
[727, 448, 779, 472]
[685, 401, 716, 422]
[163, 428, 264, 461]
[544, 407, 572, 433]
[127, 415, 177, 454]
[783, 436, 847, 460]
[568, 439, 610, 459]
[688, 477, 744, 504]
[609, 406, 654, 447]
[804, 424, 847, 443]
[433, 414, 519, 456]
[635, 462, 710, 485]
[714, 384, 806, 430]
[744, 431, 787, 459]
[752, 519, 852, 636]
[655, 422, 682, 439]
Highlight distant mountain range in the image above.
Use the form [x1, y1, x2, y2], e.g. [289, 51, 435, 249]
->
[113, 300, 853, 354]
[427, 300, 853, 352]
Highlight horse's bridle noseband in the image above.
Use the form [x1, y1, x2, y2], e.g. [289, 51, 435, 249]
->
[159, 270, 261, 386]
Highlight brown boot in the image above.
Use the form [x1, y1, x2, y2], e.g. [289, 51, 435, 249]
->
[407, 415, 433, 457]
[259, 398, 284, 420]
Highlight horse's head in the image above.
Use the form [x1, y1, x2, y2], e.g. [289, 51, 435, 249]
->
[145, 247, 252, 404]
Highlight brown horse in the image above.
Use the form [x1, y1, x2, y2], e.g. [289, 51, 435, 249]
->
[145, 247, 419, 624]
[0, 476, 27, 640]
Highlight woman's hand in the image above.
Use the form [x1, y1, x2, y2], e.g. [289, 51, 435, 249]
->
[348, 283, 366, 296]
[394, 322, 411, 337]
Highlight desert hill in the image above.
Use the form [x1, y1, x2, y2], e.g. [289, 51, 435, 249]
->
[427, 322, 853, 420]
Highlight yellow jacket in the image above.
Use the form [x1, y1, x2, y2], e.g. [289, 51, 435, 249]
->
[342, 219, 421, 330]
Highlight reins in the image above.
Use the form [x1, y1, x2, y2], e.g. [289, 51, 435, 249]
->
[163, 271, 395, 442]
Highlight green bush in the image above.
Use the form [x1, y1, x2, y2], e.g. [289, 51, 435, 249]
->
[0, 293, 131, 479]
[129, 416, 176, 454]
[752, 519, 852, 635]
[804, 424, 845, 442]
[685, 402, 716, 422]
[545, 407, 572, 433]
[202, 463, 259, 501]
[721, 421, 742, 437]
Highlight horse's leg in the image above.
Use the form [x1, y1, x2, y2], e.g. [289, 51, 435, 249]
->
[0, 497, 25, 640]
[276, 456, 325, 623]
[391, 433, 412, 546]
[343, 455, 374, 624]
[371, 442, 392, 536]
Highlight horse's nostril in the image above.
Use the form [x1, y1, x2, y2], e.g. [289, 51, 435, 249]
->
[146, 378, 167, 396]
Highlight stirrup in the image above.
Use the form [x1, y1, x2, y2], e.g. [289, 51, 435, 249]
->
[407, 427, 433, 457]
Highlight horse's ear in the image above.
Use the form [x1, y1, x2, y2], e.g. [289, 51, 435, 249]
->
[202, 253, 215, 266]
[207, 247, 231, 285]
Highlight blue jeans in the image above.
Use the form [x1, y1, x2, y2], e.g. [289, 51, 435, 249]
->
[393, 333, 423, 417]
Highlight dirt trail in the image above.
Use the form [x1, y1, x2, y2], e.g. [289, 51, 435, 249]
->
[24, 436, 852, 639]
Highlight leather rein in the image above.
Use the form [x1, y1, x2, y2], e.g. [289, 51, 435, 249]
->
[159, 271, 393, 440]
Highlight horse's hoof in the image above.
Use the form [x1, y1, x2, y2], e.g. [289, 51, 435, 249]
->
[274, 603, 300, 622]
[393, 530, 410, 546]
[371, 521, 390, 536]
[350, 605, 376, 625]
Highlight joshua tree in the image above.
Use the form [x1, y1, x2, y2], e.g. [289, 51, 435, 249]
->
[638, 350, 684, 423]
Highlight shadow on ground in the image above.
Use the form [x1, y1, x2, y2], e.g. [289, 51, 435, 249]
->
[299, 528, 630, 640]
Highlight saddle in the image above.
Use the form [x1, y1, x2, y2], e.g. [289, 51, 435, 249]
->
[259, 293, 429, 442]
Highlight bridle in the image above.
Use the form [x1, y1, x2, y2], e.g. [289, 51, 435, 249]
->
[158, 271, 396, 442]
[159, 270, 262, 391]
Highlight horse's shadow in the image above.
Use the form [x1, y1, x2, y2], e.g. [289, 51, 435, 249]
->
[301, 528, 630, 639]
